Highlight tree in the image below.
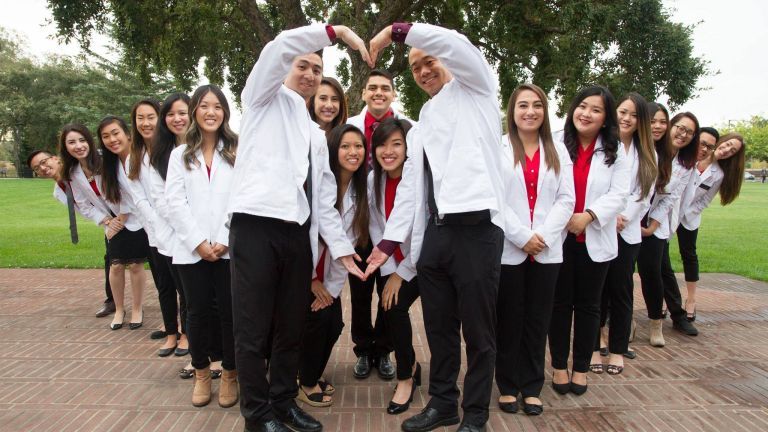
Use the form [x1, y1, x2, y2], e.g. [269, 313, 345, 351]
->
[720, 116, 768, 163]
[0, 29, 175, 176]
[46, 0, 707, 118]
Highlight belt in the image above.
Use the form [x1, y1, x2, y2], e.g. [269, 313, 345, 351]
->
[430, 210, 490, 226]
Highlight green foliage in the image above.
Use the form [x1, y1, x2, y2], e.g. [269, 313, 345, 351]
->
[719, 116, 768, 163]
[45, 1, 706, 118]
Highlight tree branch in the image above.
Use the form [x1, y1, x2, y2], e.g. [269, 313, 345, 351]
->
[239, 0, 276, 42]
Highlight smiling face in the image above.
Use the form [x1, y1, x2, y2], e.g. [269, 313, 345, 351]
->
[338, 131, 365, 175]
[165, 99, 189, 138]
[362, 75, 395, 117]
[313, 83, 340, 129]
[65, 131, 90, 161]
[697, 132, 717, 161]
[573, 95, 606, 141]
[195, 91, 224, 135]
[100, 121, 130, 156]
[617, 99, 638, 139]
[714, 137, 743, 160]
[409, 48, 452, 97]
[30, 152, 61, 179]
[513, 89, 544, 134]
[375, 130, 406, 176]
[285, 53, 323, 101]
[135, 103, 158, 141]
[670, 116, 696, 150]
[651, 109, 669, 142]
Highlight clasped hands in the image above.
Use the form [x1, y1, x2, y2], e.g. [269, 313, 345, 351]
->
[333, 24, 398, 70]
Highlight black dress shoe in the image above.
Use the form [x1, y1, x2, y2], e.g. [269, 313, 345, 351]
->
[96, 301, 116, 318]
[456, 420, 486, 432]
[245, 419, 291, 432]
[174, 347, 189, 356]
[570, 381, 588, 395]
[377, 354, 396, 380]
[157, 345, 177, 357]
[498, 398, 518, 413]
[275, 406, 322, 432]
[353, 355, 372, 379]
[387, 364, 421, 415]
[673, 318, 699, 336]
[522, 401, 543, 416]
[401, 407, 460, 432]
[150, 330, 166, 340]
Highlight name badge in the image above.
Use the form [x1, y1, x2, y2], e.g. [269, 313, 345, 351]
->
[699, 183, 711, 191]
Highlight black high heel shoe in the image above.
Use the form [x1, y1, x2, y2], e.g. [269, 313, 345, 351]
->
[387, 363, 421, 415]
[110, 310, 125, 330]
[551, 370, 570, 395]
[129, 310, 143, 330]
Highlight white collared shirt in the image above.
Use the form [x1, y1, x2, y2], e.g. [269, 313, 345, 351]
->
[679, 160, 723, 230]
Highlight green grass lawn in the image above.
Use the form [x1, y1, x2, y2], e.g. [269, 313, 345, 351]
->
[1, 179, 767, 281]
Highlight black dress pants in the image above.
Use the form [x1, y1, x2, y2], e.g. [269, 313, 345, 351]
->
[148, 247, 185, 336]
[597, 236, 640, 354]
[230, 214, 313, 424]
[549, 235, 610, 373]
[103, 236, 113, 303]
[349, 243, 392, 358]
[676, 225, 699, 282]
[176, 258, 235, 371]
[496, 260, 560, 399]
[382, 275, 420, 380]
[298, 297, 343, 387]
[417, 219, 503, 425]
[638, 235, 685, 321]
[660, 241, 686, 321]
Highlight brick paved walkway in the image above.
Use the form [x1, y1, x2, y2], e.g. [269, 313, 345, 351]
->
[1, 269, 767, 431]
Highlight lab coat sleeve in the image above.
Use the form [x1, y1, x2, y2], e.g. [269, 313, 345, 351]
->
[539, 147, 576, 248]
[71, 178, 108, 225]
[165, 149, 208, 252]
[316, 146, 355, 260]
[382, 140, 419, 243]
[589, 146, 631, 228]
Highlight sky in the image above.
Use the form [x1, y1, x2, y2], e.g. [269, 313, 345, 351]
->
[1, 0, 766, 132]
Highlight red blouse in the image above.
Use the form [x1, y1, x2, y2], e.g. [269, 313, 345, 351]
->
[384, 175, 404, 263]
[88, 179, 101, 197]
[524, 149, 540, 222]
[573, 137, 597, 243]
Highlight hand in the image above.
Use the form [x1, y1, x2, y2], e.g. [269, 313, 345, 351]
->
[109, 217, 125, 231]
[333, 25, 373, 67]
[311, 297, 331, 312]
[369, 25, 393, 66]
[381, 273, 403, 311]
[310, 279, 333, 310]
[616, 215, 627, 232]
[196, 241, 219, 262]
[340, 254, 365, 280]
[211, 243, 229, 257]
[522, 233, 546, 255]
[105, 219, 124, 240]
[567, 212, 593, 236]
[364, 246, 390, 279]
[641, 219, 660, 237]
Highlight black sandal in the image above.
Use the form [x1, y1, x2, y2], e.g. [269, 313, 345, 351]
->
[589, 363, 604, 374]
[318, 379, 335, 396]
[606, 364, 624, 375]
[297, 386, 332, 407]
[179, 367, 194, 379]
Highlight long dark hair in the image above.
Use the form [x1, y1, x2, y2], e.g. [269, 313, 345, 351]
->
[669, 111, 700, 170]
[309, 77, 348, 134]
[59, 123, 101, 182]
[128, 98, 161, 180]
[505, 83, 559, 175]
[648, 102, 671, 192]
[618, 93, 657, 200]
[371, 118, 413, 210]
[327, 124, 369, 247]
[563, 85, 619, 165]
[182, 85, 237, 170]
[150, 93, 190, 180]
[97, 116, 131, 204]
[715, 132, 746, 205]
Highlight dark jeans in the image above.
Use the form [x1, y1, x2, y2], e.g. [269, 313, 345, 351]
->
[638, 236, 685, 321]
[496, 260, 559, 398]
[382, 275, 420, 380]
[549, 235, 610, 373]
[230, 213, 312, 424]
[148, 247, 186, 335]
[417, 219, 503, 425]
[676, 225, 699, 282]
[175, 259, 235, 371]
[349, 243, 392, 358]
[598, 236, 640, 354]
[298, 298, 343, 388]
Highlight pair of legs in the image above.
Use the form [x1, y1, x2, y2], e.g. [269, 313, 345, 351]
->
[549, 236, 610, 388]
[298, 297, 343, 404]
[382, 275, 421, 405]
[677, 225, 699, 318]
[496, 261, 559, 407]
[148, 248, 188, 352]
[109, 261, 146, 326]
[638, 236, 686, 321]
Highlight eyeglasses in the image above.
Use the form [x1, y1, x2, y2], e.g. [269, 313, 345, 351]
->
[673, 124, 694, 137]
[31, 156, 52, 174]
[702, 143, 716, 151]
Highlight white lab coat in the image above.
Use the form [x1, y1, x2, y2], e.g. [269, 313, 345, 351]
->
[649, 158, 693, 240]
[501, 135, 575, 265]
[368, 172, 418, 280]
[120, 153, 158, 248]
[678, 161, 723, 231]
[70, 162, 142, 231]
[321, 183, 364, 298]
[619, 141, 656, 245]
[347, 106, 414, 133]
[147, 163, 177, 257]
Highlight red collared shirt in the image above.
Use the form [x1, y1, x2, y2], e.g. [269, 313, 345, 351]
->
[573, 137, 597, 242]
[384, 175, 404, 263]
[524, 149, 540, 222]
[88, 179, 101, 197]
[364, 109, 394, 166]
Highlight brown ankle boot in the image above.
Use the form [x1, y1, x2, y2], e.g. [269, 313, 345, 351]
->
[219, 368, 239, 408]
[192, 367, 212, 407]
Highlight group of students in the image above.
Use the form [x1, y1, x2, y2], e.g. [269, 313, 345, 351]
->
[26, 22, 746, 432]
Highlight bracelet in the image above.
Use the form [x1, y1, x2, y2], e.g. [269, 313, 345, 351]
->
[585, 209, 596, 222]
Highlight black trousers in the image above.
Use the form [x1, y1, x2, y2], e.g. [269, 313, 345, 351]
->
[298, 298, 343, 387]
[676, 225, 699, 282]
[417, 219, 503, 424]
[349, 243, 392, 358]
[549, 235, 610, 373]
[597, 237, 640, 354]
[176, 258, 235, 370]
[230, 213, 313, 424]
[103, 236, 113, 303]
[638, 236, 685, 321]
[382, 275, 420, 380]
[496, 260, 559, 399]
[148, 247, 186, 336]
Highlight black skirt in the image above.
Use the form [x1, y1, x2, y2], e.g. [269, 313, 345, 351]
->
[107, 228, 149, 265]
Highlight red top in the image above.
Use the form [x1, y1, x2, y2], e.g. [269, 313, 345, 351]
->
[88, 179, 101, 197]
[573, 137, 597, 243]
[524, 149, 540, 222]
[384, 175, 404, 263]
[364, 109, 394, 167]
[314, 247, 327, 283]
[206, 165, 212, 179]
